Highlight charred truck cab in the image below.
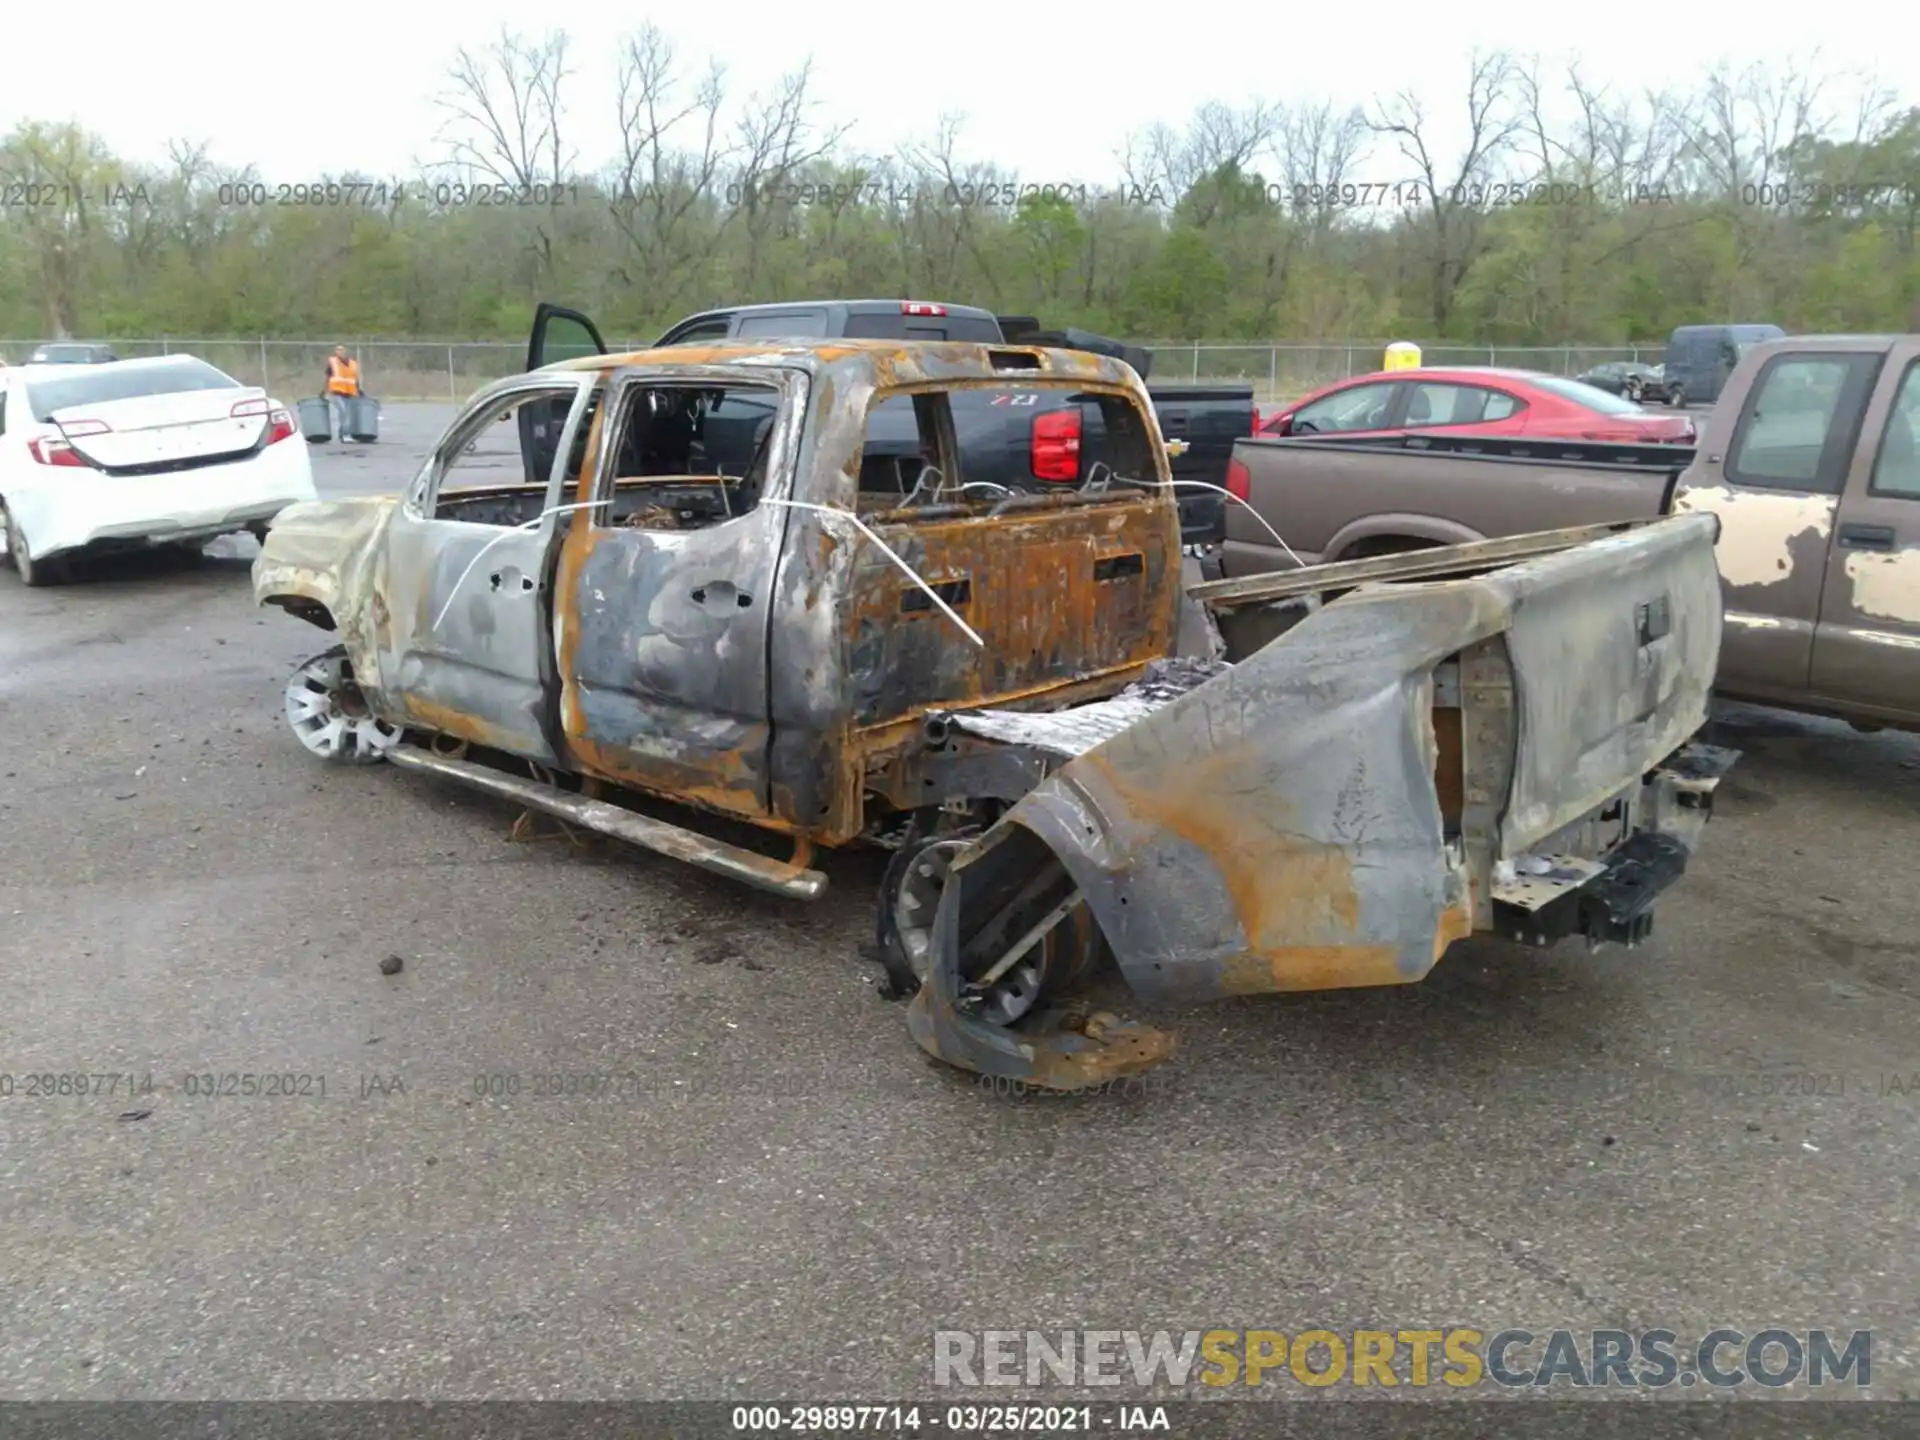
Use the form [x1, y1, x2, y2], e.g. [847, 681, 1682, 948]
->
[253, 304, 1736, 1088]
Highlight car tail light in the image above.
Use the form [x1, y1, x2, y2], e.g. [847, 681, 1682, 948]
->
[234, 396, 297, 444]
[1031, 409, 1081, 481]
[1226, 455, 1251, 503]
[901, 302, 948, 316]
[28, 418, 109, 467]
[27, 436, 92, 467]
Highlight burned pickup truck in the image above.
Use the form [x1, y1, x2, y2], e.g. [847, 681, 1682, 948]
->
[252, 316, 1736, 1087]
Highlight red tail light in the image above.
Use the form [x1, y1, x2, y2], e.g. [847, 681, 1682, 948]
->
[234, 396, 297, 444]
[28, 436, 91, 467]
[1225, 455, 1251, 503]
[1031, 409, 1082, 481]
[901, 302, 948, 316]
[28, 418, 108, 467]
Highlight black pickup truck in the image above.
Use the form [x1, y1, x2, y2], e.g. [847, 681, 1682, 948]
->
[564, 299, 1255, 543]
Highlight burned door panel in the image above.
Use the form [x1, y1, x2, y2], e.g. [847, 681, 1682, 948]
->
[1810, 350, 1920, 723]
[376, 376, 596, 761]
[553, 365, 810, 821]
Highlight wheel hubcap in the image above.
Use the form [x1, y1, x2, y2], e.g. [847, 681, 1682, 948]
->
[285, 653, 401, 762]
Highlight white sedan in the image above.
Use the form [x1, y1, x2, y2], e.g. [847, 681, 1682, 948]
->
[0, 354, 318, 586]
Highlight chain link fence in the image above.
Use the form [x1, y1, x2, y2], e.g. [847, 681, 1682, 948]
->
[0, 337, 1662, 405]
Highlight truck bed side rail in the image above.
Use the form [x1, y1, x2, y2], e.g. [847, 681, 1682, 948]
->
[1188, 519, 1669, 609]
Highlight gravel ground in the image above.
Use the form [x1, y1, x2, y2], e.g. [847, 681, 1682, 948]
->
[1, 406, 1916, 1406]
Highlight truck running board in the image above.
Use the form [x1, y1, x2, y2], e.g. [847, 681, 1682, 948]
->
[384, 745, 829, 901]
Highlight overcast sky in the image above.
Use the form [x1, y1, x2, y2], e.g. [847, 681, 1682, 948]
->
[5, 2, 1901, 185]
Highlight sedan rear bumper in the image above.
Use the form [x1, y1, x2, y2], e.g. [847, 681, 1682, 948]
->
[7, 441, 317, 562]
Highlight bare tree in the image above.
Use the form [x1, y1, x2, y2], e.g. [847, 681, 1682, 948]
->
[1686, 59, 1827, 199]
[605, 24, 730, 313]
[1275, 100, 1369, 233]
[900, 115, 1008, 300]
[1368, 50, 1523, 332]
[436, 28, 575, 189]
[1681, 59, 1831, 309]
[1119, 99, 1283, 221]
[434, 27, 577, 281]
[730, 62, 851, 293]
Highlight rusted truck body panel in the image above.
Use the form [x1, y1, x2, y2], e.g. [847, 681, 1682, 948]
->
[1221, 335, 1920, 732]
[256, 330, 1734, 1086]
[908, 516, 1734, 1084]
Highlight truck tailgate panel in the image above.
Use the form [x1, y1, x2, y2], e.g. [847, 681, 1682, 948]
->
[1493, 513, 1724, 851]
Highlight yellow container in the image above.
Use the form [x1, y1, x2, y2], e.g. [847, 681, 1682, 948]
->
[1382, 342, 1422, 372]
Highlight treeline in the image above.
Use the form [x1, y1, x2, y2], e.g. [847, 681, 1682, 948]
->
[3, 35, 1919, 344]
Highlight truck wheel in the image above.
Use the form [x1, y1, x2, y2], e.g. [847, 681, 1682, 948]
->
[1668, 386, 1686, 408]
[284, 645, 402, 764]
[877, 825, 1100, 1016]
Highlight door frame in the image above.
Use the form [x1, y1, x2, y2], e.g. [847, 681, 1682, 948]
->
[1674, 347, 1884, 704]
[378, 370, 601, 762]
[550, 361, 814, 821]
[1811, 345, 1920, 722]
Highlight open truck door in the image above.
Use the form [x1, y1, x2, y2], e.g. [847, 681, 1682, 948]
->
[523, 304, 608, 487]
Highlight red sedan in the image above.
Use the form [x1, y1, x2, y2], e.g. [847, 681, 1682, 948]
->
[1261, 367, 1697, 444]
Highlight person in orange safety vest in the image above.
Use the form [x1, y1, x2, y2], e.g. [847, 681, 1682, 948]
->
[322, 345, 362, 441]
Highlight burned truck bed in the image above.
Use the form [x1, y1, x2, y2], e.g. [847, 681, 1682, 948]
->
[903, 517, 1738, 1087]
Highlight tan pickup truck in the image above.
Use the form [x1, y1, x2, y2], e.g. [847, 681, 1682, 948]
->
[1221, 335, 1920, 732]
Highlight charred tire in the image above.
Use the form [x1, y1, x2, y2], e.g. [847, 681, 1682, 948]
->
[876, 821, 1101, 1018]
[284, 645, 402, 764]
[3, 506, 65, 587]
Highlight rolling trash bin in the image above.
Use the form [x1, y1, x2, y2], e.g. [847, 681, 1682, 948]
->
[296, 397, 332, 444]
[347, 395, 381, 443]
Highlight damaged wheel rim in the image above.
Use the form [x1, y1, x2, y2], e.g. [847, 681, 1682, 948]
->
[893, 838, 968, 984]
[892, 834, 1055, 1025]
[285, 651, 401, 763]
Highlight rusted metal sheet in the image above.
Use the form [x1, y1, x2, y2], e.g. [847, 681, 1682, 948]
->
[846, 499, 1176, 726]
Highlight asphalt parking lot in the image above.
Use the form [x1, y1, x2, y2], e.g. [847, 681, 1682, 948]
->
[3, 404, 1918, 1405]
